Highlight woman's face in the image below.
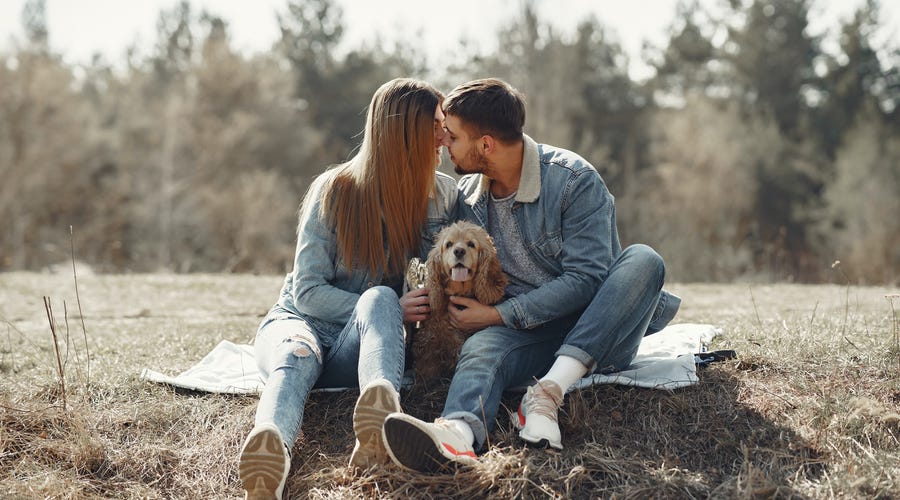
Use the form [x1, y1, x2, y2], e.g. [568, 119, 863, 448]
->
[433, 104, 446, 167]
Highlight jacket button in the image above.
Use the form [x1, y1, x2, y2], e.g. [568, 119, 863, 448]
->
[367, 281, 374, 288]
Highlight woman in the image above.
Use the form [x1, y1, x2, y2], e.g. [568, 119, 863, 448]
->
[239, 78, 455, 499]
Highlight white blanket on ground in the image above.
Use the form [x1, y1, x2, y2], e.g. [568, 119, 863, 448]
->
[140, 323, 720, 395]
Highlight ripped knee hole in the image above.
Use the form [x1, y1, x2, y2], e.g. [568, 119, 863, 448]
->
[285, 334, 322, 363]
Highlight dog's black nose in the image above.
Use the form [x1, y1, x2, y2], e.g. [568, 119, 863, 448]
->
[453, 247, 466, 258]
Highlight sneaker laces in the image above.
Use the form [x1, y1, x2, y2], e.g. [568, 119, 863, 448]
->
[433, 418, 462, 433]
[525, 380, 563, 422]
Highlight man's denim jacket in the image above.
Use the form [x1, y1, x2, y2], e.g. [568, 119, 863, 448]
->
[271, 170, 458, 339]
[457, 135, 680, 333]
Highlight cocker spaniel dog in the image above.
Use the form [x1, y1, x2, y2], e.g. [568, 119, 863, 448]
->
[410, 221, 507, 383]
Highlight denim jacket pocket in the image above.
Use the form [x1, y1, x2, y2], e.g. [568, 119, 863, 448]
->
[531, 231, 563, 260]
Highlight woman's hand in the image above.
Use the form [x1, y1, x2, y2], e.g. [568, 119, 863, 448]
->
[400, 287, 431, 323]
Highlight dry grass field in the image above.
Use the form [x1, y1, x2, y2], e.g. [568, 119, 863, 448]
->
[1, 270, 899, 499]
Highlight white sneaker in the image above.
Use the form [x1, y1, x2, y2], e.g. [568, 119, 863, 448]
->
[349, 378, 401, 468]
[514, 380, 564, 450]
[239, 423, 291, 500]
[382, 414, 477, 473]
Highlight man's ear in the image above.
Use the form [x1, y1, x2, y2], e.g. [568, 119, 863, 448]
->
[480, 135, 496, 155]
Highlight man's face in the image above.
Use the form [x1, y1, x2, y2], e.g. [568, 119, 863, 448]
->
[441, 114, 487, 175]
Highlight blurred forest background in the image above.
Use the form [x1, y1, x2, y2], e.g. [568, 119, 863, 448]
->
[0, 0, 897, 283]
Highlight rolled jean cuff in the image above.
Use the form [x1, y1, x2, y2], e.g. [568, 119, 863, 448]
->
[554, 344, 596, 372]
[647, 290, 681, 335]
[442, 411, 486, 450]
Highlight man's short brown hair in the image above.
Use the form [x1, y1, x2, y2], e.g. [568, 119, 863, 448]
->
[443, 78, 525, 143]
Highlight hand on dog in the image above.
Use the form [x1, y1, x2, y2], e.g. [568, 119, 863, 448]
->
[400, 287, 431, 323]
[448, 296, 503, 333]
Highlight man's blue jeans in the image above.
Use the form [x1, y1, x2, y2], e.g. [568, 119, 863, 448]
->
[442, 244, 667, 448]
[253, 286, 405, 446]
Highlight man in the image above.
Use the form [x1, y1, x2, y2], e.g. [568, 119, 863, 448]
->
[382, 78, 680, 472]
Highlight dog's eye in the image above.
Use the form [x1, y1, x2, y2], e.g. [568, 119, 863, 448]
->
[445, 241, 453, 249]
[467, 241, 476, 248]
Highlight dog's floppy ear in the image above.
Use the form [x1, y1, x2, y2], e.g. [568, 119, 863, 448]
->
[425, 240, 449, 312]
[473, 232, 508, 305]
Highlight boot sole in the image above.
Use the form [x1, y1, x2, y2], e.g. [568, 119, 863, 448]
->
[349, 381, 401, 468]
[239, 426, 289, 500]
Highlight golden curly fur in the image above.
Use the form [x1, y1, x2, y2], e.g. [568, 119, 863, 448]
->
[412, 221, 508, 383]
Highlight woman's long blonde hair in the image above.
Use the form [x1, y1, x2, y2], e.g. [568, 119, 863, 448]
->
[313, 78, 442, 277]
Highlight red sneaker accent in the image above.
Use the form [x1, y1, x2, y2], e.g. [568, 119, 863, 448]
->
[442, 443, 477, 458]
[516, 380, 564, 450]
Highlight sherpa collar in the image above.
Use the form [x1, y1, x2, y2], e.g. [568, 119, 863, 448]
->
[465, 134, 541, 206]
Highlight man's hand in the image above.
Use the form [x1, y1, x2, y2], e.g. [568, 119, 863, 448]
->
[447, 296, 503, 333]
[400, 287, 430, 323]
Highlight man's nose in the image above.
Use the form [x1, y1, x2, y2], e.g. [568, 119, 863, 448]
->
[440, 133, 450, 147]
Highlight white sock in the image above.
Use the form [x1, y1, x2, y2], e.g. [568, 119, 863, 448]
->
[540, 355, 589, 392]
[444, 418, 475, 446]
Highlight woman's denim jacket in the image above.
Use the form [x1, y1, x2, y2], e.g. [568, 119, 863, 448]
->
[457, 135, 680, 332]
[271, 170, 457, 338]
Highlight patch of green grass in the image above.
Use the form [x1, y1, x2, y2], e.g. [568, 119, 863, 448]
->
[1, 274, 898, 498]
